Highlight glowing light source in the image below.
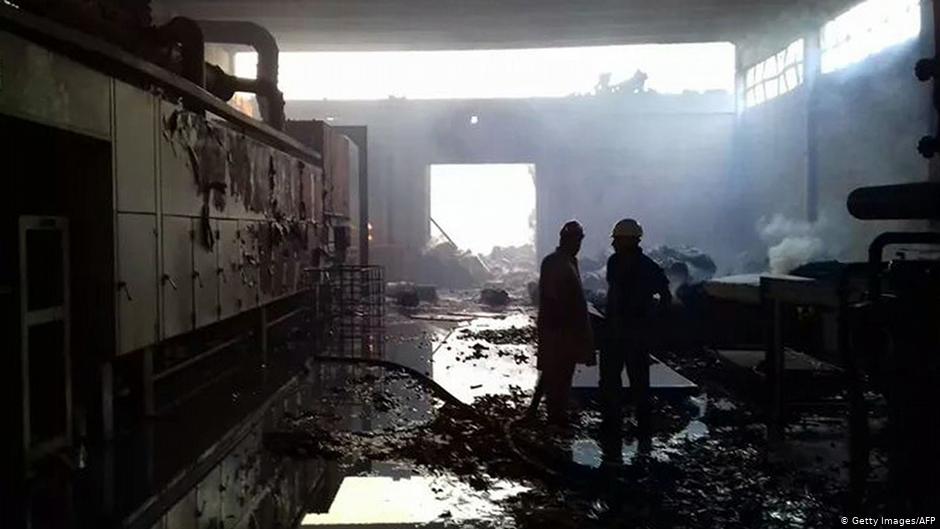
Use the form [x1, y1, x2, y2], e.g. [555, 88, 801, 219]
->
[430, 164, 535, 255]
[235, 42, 735, 101]
[744, 39, 804, 109]
[821, 0, 921, 74]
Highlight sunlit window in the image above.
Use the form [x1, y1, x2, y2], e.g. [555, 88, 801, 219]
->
[234, 42, 735, 101]
[744, 39, 805, 108]
[821, 0, 921, 74]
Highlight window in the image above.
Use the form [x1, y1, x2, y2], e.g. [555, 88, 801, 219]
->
[234, 42, 735, 101]
[744, 39, 805, 108]
[821, 0, 921, 74]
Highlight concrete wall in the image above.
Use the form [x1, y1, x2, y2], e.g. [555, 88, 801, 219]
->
[735, 2, 934, 271]
[288, 93, 737, 279]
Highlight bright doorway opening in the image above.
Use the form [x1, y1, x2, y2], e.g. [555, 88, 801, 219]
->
[429, 164, 536, 257]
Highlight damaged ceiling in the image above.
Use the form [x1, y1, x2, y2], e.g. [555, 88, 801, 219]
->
[153, 0, 867, 50]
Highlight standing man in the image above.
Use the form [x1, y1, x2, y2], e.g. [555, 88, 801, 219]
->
[602, 218, 671, 440]
[531, 220, 595, 426]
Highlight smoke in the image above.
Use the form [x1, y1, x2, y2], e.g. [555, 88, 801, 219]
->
[757, 214, 829, 274]
[767, 236, 825, 275]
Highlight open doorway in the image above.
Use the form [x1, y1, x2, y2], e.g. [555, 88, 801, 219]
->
[429, 163, 536, 253]
[428, 163, 537, 286]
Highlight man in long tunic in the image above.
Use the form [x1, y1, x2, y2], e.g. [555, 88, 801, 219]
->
[535, 220, 595, 426]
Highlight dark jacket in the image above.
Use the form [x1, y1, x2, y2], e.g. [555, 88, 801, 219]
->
[606, 249, 671, 323]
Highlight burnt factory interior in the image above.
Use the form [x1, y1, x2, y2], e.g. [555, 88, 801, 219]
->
[3, 0, 940, 527]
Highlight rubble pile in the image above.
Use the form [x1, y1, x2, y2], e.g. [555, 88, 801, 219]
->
[416, 241, 493, 289]
[482, 244, 538, 288]
[647, 245, 718, 283]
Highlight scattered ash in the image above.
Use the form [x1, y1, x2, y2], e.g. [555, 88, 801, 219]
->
[458, 325, 537, 345]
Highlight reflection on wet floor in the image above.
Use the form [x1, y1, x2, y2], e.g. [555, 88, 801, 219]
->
[300, 461, 527, 528]
[385, 312, 539, 404]
[279, 294, 853, 528]
[133, 291, 856, 528]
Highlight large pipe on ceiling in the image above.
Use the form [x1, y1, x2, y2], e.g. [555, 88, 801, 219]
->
[151, 17, 206, 87]
[196, 20, 285, 130]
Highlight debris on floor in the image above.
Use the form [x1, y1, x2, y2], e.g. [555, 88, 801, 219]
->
[394, 289, 421, 307]
[480, 287, 511, 306]
[458, 324, 537, 345]
[266, 298, 855, 529]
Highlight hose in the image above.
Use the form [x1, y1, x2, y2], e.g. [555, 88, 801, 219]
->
[309, 355, 614, 483]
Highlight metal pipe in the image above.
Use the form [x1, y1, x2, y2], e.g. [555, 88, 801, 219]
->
[196, 20, 285, 130]
[152, 17, 205, 87]
[847, 182, 940, 220]
[867, 231, 940, 301]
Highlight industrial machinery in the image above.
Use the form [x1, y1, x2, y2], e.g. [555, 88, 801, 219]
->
[0, 3, 363, 527]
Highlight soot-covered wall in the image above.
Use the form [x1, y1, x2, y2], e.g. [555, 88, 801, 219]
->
[289, 93, 736, 280]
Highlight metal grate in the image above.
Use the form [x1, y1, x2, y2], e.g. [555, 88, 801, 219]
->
[306, 265, 385, 358]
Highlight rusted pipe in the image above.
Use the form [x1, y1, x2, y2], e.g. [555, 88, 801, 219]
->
[152, 17, 205, 87]
[196, 20, 285, 130]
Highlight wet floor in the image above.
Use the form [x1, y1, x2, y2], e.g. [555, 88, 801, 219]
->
[111, 289, 864, 529]
[269, 292, 853, 528]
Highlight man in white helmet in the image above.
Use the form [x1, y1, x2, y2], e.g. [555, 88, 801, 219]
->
[603, 218, 671, 440]
[532, 220, 595, 426]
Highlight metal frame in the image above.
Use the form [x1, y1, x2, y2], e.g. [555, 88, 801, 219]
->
[18, 215, 72, 461]
[308, 265, 385, 359]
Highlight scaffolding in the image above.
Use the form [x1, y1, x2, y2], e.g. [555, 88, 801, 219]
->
[307, 265, 385, 359]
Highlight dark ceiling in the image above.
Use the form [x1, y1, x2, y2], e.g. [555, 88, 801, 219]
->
[154, 0, 865, 50]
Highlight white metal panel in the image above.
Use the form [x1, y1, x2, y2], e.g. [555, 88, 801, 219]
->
[161, 216, 194, 339]
[114, 81, 157, 212]
[194, 219, 220, 328]
[116, 213, 159, 354]
[0, 31, 111, 138]
[159, 102, 203, 216]
[217, 219, 243, 319]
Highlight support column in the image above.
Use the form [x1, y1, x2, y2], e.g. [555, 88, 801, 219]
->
[805, 30, 822, 223]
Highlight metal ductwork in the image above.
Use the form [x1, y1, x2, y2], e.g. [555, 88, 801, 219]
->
[152, 17, 206, 88]
[197, 20, 286, 131]
[847, 182, 940, 220]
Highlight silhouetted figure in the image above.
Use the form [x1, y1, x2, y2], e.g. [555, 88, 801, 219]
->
[602, 218, 671, 440]
[529, 220, 595, 426]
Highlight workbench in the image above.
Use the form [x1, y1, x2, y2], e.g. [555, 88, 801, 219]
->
[703, 272, 857, 441]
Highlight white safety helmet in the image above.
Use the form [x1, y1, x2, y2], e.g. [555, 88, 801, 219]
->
[611, 218, 643, 238]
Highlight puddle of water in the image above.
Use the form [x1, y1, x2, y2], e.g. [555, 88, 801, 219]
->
[386, 313, 539, 405]
[567, 394, 713, 468]
[301, 460, 527, 528]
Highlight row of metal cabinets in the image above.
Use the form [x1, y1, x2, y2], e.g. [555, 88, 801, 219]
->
[112, 80, 318, 355]
[117, 213, 310, 355]
[113, 80, 315, 222]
